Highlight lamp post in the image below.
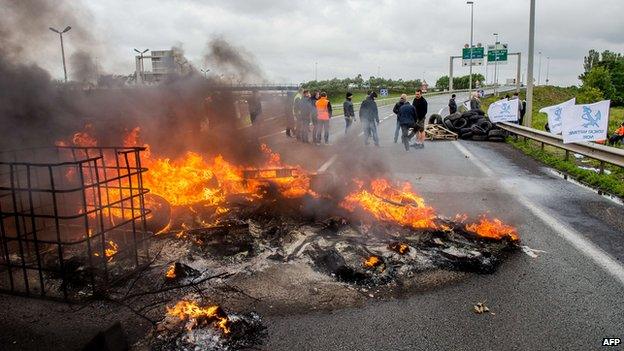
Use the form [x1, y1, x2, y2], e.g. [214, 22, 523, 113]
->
[493, 33, 499, 96]
[525, 0, 536, 127]
[537, 51, 542, 85]
[545, 56, 550, 85]
[201, 68, 210, 78]
[49, 26, 72, 82]
[467, 1, 474, 96]
[134, 48, 149, 84]
[314, 62, 318, 81]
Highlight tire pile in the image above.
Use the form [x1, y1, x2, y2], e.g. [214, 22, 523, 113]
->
[428, 110, 508, 141]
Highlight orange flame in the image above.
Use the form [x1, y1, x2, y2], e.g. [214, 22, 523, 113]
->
[341, 179, 437, 229]
[466, 217, 519, 241]
[363, 255, 382, 269]
[165, 264, 176, 279]
[166, 300, 230, 334]
[388, 243, 410, 255]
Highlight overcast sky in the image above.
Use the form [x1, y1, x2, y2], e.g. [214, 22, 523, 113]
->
[38, 0, 624, 86]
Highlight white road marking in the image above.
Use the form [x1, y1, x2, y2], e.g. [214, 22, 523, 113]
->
[317, 154, 337, 173]
[451, 140, 624, 286]
[358, 113, 394, 136]
[258, 130, 285, 139]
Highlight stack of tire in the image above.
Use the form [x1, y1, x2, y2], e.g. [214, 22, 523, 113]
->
[429, 110, 507, 142]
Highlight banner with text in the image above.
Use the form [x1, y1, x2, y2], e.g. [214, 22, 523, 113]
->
[539, 98, 576, 135]
[487, 98, 519, 123]
[561, 100, 610, 143]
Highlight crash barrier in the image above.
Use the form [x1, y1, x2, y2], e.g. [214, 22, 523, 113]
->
[498, 122, 624, 171]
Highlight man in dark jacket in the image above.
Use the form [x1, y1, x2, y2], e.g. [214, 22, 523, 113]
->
[412, 89, 428, 148]
[392, 94, 407, 143]
[248, 90, 262, 125]
[398, 101, 417, 151]
[294, 90, 312, 142]
[343, 92, 355, 134]
[448, 94, 457, 114]
[359, 91, 380, 146]
[310, 91, 320, 143]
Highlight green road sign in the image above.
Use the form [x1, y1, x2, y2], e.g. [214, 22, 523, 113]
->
[462, 47, 484, 60]
[487, 43, 508, 63]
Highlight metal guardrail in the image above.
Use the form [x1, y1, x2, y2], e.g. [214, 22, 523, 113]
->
[498, 122, 624, 168]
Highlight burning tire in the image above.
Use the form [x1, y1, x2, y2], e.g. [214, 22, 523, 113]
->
[145, 194, 172, 234]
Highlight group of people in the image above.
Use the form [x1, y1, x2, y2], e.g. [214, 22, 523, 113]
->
[392, 90, 428, 150]
[291, 90, 333, 145]
[289, 89, 429, 150]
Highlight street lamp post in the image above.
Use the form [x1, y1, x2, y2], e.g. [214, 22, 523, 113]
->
[201, 68, 210, 78]
[545, 56, 550, 85]
[314, 62, 318, 81]
[134, 48, 149, 84]
[525, 0, 536, 127]
[493, 33, 499, 96]
[537, 51, 542, 85]
[467, 1, 474, 96]
[49, 26, 72, 82]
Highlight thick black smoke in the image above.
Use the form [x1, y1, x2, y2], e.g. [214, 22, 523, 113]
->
[203, 37, 265, 82]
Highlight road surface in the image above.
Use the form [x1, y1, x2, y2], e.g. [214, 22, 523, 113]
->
[259, 89, 624, 350]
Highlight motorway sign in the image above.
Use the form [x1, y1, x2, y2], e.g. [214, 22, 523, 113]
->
[462, 47, 484, 66]
[487, 43, 508, 65]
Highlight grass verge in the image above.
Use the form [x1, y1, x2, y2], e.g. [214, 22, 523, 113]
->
[508, 137, 624, 198]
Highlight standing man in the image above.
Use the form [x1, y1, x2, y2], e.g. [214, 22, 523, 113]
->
[285, 91, 296, 137]
[469, 91, 481, 111]
[248, 90, 262, 125]
[412, 89, 428, 148]
[315, 92, 332, 144]
[343, 92, 355, 134]
[448, 93, 457, 114]
[392, 94, 407, 143]
[398, 100, 417, 151]
[310, 91, 320, 143]
[512, 92, 524, 125]
[294, 89, 311, 142]
[359, 91, 380, 146]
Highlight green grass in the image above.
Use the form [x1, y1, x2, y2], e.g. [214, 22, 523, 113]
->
[480, 86, 624, 199]
[509, 137, 624, 198]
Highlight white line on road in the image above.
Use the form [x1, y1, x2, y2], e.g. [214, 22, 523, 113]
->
[451, 140, 624, 286]
[317, 155, 338, 173]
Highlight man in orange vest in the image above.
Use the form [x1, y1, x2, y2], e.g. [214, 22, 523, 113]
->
[315, 92, 333, 145]
[608, 121, 624, 146]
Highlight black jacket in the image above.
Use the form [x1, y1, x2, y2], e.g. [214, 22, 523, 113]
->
[448, 98, 457, 114]
[412, 97, 428, 120]
[398, 102, 416, 125]
[343, 99, 355, 117]
[393, 100, 406, 118]
[359, 97, 379, 123]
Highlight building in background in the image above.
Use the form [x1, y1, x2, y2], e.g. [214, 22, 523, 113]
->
[135, 49, 191, 84]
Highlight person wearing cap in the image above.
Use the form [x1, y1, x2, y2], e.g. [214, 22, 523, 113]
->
[392, 94, 408, 143]
[343, 92, 355, 134]
[359, 91, 380, 146]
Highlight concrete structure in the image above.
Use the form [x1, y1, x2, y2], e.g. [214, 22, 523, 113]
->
[135, 49, 183, 84]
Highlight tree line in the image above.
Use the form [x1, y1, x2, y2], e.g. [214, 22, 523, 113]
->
[579, 49, 624, 106]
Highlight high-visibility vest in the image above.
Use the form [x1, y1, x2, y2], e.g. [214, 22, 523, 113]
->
[316, 97, 330, 120]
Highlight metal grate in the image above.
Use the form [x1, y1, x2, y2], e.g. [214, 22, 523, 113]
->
[0, 146, 152, 300]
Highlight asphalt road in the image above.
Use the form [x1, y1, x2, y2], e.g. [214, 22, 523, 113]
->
[259, 90, 624, 350]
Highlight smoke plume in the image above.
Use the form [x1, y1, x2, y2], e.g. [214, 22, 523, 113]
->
[203, 37, 265, 83]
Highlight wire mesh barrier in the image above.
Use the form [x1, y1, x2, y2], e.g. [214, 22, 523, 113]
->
[0, 146, 152, 300]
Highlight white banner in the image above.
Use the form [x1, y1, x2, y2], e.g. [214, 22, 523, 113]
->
[539, 98, 575, 135]
[561, 100, 610, 143]
[487, 98, 519, 123]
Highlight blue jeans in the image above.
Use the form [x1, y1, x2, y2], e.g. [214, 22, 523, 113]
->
[316, 119, 330, 143]
[363, 119, 379, 146]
